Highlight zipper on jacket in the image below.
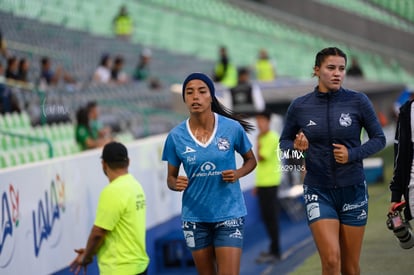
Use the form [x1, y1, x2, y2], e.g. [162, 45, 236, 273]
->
[327, 91, 337, 188]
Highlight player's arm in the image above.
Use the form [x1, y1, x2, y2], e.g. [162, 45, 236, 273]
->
[240, 149, 257, 176]
[222, 149, 257, 183]
[167, 163, 188, 192]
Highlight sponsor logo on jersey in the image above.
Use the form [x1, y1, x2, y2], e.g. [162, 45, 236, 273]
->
[192, 161, 221, 178]
[186, 155, 196, 165]
[306, 120, 317, 126]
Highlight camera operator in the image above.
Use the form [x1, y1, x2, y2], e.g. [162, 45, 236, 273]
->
[389, 89, 414, 249]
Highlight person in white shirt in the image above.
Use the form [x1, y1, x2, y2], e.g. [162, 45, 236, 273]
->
[93, 54, 112, 84]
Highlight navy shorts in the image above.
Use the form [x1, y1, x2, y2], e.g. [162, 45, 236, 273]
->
[303, 182, 368, 226]
[182, 217, 245, 251]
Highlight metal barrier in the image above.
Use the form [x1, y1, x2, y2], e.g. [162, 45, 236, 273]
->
[0, 129, 54, 158]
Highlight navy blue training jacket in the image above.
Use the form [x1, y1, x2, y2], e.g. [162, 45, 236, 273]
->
[280, 87, 386, 188]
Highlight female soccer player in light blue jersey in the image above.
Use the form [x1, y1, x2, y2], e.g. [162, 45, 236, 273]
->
[162, 72, 257, 275]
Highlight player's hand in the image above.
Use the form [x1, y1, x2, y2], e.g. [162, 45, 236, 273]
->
[174, 176, 188, 191]
[222, 170, 238, 183]
[333, 143, 348, 164]
[294, 132, 308, 151]
[70, 248, 91, 275]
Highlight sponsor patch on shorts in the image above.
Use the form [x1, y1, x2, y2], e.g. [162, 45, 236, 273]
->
[183, 230, 195, 248]
[357, 209, 367, 220]
[229, 228, 243, 239]
[307, 202, 320, 221]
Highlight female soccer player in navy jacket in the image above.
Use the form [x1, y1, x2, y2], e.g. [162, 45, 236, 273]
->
[280, 47, 385, 275]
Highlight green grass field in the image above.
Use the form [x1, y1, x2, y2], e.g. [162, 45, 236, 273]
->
[289, 145, 414, 275]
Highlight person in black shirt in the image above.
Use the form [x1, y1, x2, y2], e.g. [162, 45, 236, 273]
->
[346, 57, 363, 78]
[230, 66, 265, 117]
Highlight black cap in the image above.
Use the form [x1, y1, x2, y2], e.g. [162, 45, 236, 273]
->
[101, 142, 128, 162]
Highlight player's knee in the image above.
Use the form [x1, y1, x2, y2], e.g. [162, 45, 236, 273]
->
[321, 253, 340, 274]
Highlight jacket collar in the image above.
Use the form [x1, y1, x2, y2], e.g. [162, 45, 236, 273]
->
[314, 86, 343, 98]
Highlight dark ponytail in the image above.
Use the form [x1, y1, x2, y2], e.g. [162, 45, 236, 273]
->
[211, 96, 254, 133]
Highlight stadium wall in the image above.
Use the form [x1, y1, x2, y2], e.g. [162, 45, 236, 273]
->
[0, 134, 260, 275]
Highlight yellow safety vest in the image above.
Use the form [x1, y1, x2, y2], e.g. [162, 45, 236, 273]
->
[255, 60, 275, 82]
[114, 16, 133, 36]
[214, 63, 237, 88]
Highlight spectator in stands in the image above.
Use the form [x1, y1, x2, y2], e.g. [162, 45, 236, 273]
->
[75, 102, 111, 150]
[92, 54, 112, 84]
[17, 58, 30, 83]
[0, 29, 8, 59]
[346, 57, 364, 78]
[5, 56, 19, 80]
[70, 141, 149, 275]
[39, 56, 76, 87]
[112, 5, 133, 41]
[230, 66, 265, 117]
[162, 72, 256, 275]
[110, 55, 128, 84]
[0, 82, 20, 114]
[133, 48, 162, 90]
[255, 49, 276, 82]
[253, 110, 282, 264]
[280, 47, 385, 275]
[87, 101, 112, 141]
[213, 46, 237, 88]
[133, 48, 151, 82]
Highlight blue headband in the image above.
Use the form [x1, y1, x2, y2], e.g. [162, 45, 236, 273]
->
[182, 72, 215, 101]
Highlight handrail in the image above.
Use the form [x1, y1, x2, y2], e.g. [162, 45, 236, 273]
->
[98, 99, 186, 136]
[0, 129, 54, 158]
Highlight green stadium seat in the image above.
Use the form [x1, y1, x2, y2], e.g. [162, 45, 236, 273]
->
[7, 151, 19, 167]
[26, 148, 38, 162]
[19, 111, 31, 129]
[0, 154, 7, 168]
[0, 115, 5, 128]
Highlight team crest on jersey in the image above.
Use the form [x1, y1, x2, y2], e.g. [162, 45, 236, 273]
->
[217, 137, 230, 151]
[339, 113, 352, 127]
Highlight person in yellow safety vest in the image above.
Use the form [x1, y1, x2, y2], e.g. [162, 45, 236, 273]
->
[255, 49, 276, 82]
[213, 46, 238, 88]
[113, 5, 133, 41]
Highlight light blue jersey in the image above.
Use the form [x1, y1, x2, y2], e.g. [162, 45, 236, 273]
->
[162, 113, 252, 222]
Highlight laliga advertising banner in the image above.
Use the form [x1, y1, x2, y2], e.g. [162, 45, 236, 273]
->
[0, 134, 184, 274]
[0, 154, 96, 274]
